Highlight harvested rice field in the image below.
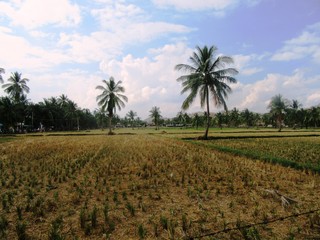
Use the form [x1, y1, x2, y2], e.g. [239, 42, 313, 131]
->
[0, 131, 320, 239]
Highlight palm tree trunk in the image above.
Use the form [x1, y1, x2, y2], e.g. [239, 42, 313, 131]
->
[278, 114, 282, 132]
[204, 88, 210, 139]
[108, 113, 113, 134]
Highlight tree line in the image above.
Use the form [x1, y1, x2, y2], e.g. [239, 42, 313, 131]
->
[1, 45, 320, 135]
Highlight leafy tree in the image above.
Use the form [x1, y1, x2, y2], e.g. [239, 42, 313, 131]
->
[96, 77, 128, 134]
[2, 72, 30, 103]
[192, 113, 202, 129]
[0, 97, 15, 132]
[229, 107, 240, 127]
[215, 112, 224, 129]
[65, 99, 79, 130]
[287, 99, 302, 128]
[126, 110, 137, 129]
[241, 108, 254, 128]
[149, 106, 161, 130]
[94, 108, 107, 130]
[175, 45, 238, 139]
[309, 106, 319, 128]
[268, 94, 289, 132]
[40, 97, 62, 131]
[0, 68, 4, 84]
[176, 111, 185, 126]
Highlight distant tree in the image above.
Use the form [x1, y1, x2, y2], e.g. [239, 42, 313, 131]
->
[176, 111, 185, 126]
[184, 113, 191, 125]
[241, 108, 254, 127]
[175, 45, 238, 139]
[268, 94, 289, 132]
[0, 68, 5, 84]
[96, 76, 128, 135]
[2, 72, 30, 103]
[94, 108, 107, 130]
[229, 107, 240, 127]
[65, 99, 79, 130]
[149, 106, 161, 130]
[126, 110, 137, 129]
[213, 112, 221, 129]
[0, 96, 15, 132]
[57, 94, 69, 107]
[309, 106, 319, 128]
[40, 97, 62, 130]
[288, 99, 302, 128]
[192, 113, 201, 129]
[135, 117, 145, 127]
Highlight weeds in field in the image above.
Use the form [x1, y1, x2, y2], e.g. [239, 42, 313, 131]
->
[138, 223, 146, 239]
[49, 216, 64, 240]
[16, 221, 27, 240]
[0, 214, 8, 238]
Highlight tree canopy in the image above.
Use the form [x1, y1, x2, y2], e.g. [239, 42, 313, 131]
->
[175, 45, 238, 139]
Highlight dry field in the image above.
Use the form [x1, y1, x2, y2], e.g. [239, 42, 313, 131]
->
[0, 132, 320, 239]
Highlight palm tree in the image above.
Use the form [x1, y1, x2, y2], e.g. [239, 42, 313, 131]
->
[268, 94, 289, 132]
[57, 94, 69, 107]
[2, 72, 30, 103]
[149, 106, 161, 130]
[126, 110, 137, 129]
[289, 99, 302, 128]
[94, 108, 107, 130]
[0, 68, 5, 84]
[96, 76, 128, 134]
[177, 111, 185, 126]
[175, 45, 238, 139]
[309, 107, 319, 128]
[230, 107, 240, 127]
[241, 108, 254, 128]
[192, 113, 201, 129]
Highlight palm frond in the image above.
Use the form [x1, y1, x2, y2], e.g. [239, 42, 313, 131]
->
[175, 64, 197, 73]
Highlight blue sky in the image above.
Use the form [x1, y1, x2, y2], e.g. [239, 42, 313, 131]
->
[0, 0, 319, 118]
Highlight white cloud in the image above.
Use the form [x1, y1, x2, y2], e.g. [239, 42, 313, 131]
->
[29, 30, 52, 38]
[0, 30, 70, 71]
[0, 26, 12, 34]
[233, 54, 263, 76]
[91, 2, 192, 43]
[91, 2, 144, 30]
[99, 42, 194, 118]
[307, 92, 320, 106]
[271, 22, 320, 63]
[241, 67, 263, 76]
[152, 0, 237, 11]
[0, 0, 81, 29]
[229, 69, 320, 112]
[152, 0, 261, 12]
[28, 70, 101, 111]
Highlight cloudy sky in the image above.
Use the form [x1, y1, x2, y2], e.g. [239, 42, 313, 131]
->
[0, 0, 319, 118]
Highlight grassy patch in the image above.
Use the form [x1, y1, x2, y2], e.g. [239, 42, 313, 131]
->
[0, 137, 16, 143]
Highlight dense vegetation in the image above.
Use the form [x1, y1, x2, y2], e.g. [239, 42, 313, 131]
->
[1, 46, 320, 134]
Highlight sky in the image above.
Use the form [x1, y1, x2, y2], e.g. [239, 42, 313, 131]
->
[0, 0, 320, 119]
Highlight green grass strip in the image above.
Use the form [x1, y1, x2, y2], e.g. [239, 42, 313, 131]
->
[0, 137, 16, 143]
[187, 140, 320, 174]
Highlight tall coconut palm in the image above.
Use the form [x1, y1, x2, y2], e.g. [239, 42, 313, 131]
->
[0, 68, 5, 84]
[175, 45, 238, 139]
[268, 94, 289, 132]
[126, 110, 137, 129]
[149, 106, 161, 130]
[289, 99, 302, 128]
[2, 72, 30, 103]
[96, 76, 128, 134]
